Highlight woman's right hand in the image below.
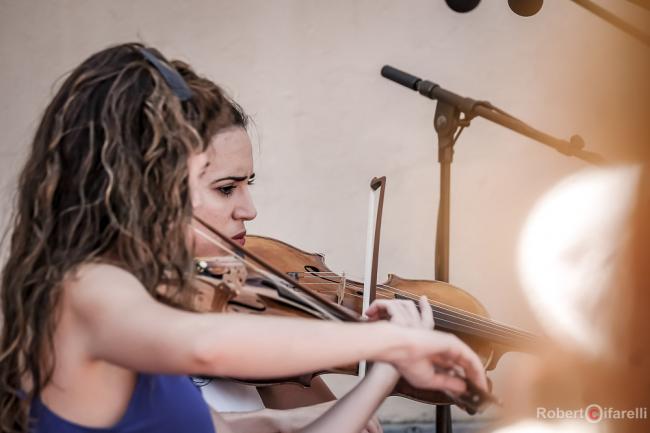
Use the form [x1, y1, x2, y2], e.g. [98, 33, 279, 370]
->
[365, 296, 487, 395]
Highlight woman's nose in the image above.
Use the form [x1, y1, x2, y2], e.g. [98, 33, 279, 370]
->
[233, 187, 257, 221]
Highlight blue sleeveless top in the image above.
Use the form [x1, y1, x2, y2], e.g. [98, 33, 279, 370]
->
[30, 374, 215, 433]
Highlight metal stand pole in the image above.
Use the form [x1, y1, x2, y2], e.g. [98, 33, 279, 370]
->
[433, 101, 462, 433]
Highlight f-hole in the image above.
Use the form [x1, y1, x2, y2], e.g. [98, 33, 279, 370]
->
[287, 265, 322, 282]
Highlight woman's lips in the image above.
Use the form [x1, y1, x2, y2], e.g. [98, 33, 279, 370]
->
[232, 232, 246, 246]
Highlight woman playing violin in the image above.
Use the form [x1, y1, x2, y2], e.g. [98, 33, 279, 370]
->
[0, 43, 486, 433]
[182, 63, 409, 433]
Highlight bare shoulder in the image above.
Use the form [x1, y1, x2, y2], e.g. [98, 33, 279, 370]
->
[58, 262, 209, 372]
[68, 261, 140, 283]
[63, 262, 150, 321]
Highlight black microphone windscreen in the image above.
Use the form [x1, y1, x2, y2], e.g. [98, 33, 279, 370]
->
[508, 0, 544, 17]
[445, 0, 481, 13]
[380, 66, 421, 91]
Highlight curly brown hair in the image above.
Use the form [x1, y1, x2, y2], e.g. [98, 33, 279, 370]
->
[0, 42, 247, 433]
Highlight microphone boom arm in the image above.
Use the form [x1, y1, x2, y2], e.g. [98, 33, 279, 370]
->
[381, 65, 605, 165]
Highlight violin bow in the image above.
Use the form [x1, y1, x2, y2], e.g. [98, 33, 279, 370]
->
[362, 176, 387, 313]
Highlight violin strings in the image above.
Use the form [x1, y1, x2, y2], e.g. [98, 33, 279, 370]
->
[291, 271, 537, 345]
[294, 270, 527, 335]
[372, 279, 535, 341]
[332, 289, 529, 347]
[325, 288, 534, 347]
[320, 274, 536, 344]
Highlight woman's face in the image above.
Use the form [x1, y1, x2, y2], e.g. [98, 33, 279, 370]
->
[188, 126, 257, 258]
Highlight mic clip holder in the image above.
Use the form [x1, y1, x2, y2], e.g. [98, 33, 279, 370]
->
[419, 80, 494, 164]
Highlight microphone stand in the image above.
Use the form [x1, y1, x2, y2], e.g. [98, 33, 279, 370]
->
[571, 0, 650, 47]
[434, 98, 456, 433]
[380, 65, 604, 433]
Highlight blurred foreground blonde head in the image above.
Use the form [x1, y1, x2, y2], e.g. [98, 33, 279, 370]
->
[494, 49, 650, 433]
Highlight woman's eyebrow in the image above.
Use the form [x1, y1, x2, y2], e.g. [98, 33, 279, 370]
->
[211, 173, 255, 184]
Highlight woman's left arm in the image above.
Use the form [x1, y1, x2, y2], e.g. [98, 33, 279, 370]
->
[293, 297, 436, 433]
[293, 363, 397, 433]
[210, 367, 394, 433]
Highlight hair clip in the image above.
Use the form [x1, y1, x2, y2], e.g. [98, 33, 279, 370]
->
[137, 47, 193, 101]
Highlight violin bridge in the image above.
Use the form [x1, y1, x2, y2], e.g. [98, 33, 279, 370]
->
[337, 272, 346, 305]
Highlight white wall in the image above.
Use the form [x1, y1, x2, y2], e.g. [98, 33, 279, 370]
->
[1, 0, 648, 422]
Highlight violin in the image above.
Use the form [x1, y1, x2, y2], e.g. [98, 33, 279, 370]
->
[190, 218, 502, 414]
[243, 235, 540, 372]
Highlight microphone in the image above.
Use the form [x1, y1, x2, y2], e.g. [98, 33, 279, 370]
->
[508, 0, 543, 17]
[380, 66, 421, 91]
[445, 1, 648, 46]
[445, 0, 481, 13]
[445, 0, 544, 16]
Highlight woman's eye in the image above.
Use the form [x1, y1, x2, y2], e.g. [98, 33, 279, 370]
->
[217, 185, 236, 196]
[247, 179, 256, 186]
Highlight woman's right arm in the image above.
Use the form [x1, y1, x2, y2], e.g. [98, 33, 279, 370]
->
[68, 263, 486, 392]
[216, 298, 441, 433]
